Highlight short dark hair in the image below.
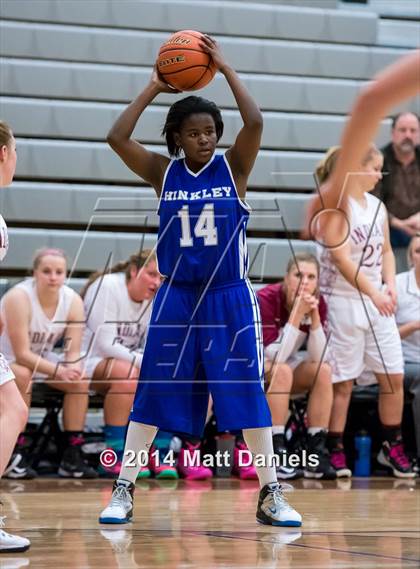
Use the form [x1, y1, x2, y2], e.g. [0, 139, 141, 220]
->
[162, 96, 224, 157]
[391, 112, 420, 129]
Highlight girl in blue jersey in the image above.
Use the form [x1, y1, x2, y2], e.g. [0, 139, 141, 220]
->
[99, 35, 301, 527]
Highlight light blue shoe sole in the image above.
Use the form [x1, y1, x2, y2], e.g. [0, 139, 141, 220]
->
[98, 517, 131, 524]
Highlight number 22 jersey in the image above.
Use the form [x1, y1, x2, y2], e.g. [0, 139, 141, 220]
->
[318, 193, 386, 299]
[157, 153, 250, 286]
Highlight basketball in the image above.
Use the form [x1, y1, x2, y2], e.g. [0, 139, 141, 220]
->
[157, 30, 217, 91]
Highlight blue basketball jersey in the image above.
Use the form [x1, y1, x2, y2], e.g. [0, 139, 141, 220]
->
[157, 153, 249, 285]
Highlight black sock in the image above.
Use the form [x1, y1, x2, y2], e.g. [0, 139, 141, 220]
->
[381, 424, 402, 444]
[63, 431, 84, 447]
[327, 432, 344, 451]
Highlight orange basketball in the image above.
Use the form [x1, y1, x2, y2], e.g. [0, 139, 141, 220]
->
[157, 30, 216, 91]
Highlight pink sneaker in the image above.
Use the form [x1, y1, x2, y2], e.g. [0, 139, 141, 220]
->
[330, 449, 352, 478]
[377, 441, 416, 479]
[177, 442, 213, 480]
[232, 441, 258, 480]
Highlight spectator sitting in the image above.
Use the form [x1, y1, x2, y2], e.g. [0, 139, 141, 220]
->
[396, 234, 420, 467]
[373, 112, 420, 272]
[80, 250, 167, 477]
[257, 252, 336, 481]
[0, 248, 96, 479]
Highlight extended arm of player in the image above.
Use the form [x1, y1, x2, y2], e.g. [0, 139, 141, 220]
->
[200, 35, 263, 195]
[322, 50, 420, 212]
[221, 63, 263, 183]
[107, 70, 171, 194]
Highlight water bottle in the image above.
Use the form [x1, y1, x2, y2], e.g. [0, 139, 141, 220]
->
[354, 430, 371, 476]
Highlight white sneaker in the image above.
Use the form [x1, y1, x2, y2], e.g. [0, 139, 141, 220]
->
[256, 482, 302, 527]
[99, 480, 135, 524]
[0, 517, 30, 553]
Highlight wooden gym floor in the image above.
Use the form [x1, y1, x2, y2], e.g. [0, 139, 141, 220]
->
[1, 478, 419, 568]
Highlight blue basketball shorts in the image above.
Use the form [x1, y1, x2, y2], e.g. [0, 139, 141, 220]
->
[130, 279, 272, 436]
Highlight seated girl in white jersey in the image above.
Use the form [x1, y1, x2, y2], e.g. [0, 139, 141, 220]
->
[396, 235, 420, 469]
[0, 120, 31, 553]
[0, 248, 97, 479]
[257, 253, 335, 481]
[80, 250, 171, 478]
[99, 35, 301, 527]
[314, 146, 415, 478]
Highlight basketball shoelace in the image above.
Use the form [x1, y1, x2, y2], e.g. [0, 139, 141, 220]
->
[110, 486, 132, 508]
[267, 485, 294, 513]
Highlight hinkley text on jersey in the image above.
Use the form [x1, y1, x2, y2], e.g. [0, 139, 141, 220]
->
[163, 186, 232, 201]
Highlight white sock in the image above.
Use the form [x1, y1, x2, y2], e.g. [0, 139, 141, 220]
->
[272, 425, 285, 436]
[118, 421, 158, 484]
[308, 427, 325, 436]
[242, 427, 277, 489]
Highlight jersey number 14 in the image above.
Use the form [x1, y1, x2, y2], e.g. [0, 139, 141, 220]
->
[178, 204, 218, 247]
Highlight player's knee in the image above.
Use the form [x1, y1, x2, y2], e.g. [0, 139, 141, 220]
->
[315, 363, 333, 387]
[109, 379, 137, 396]
[15, 366, 33, 393]
[270, 362, 293, 389]
[66, 376, 90, 393]
[110, 360, 137, 382]
[334, 380, 353, 397]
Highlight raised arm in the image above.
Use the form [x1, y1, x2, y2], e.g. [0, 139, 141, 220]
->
[200, 35, 263, 197]
[107, 67, 176, 196]
[310, 51, 420, 250]
[323, 50, 420, 211]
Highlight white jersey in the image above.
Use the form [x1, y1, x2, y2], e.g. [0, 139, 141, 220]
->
[0, 278, 75, 363]
[396, 269, 420, 364]
[318, 193, 386, 299]
[0, 214, 9, 262]
[82, 272, 153, 369]
[0, 212, 15, 384]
